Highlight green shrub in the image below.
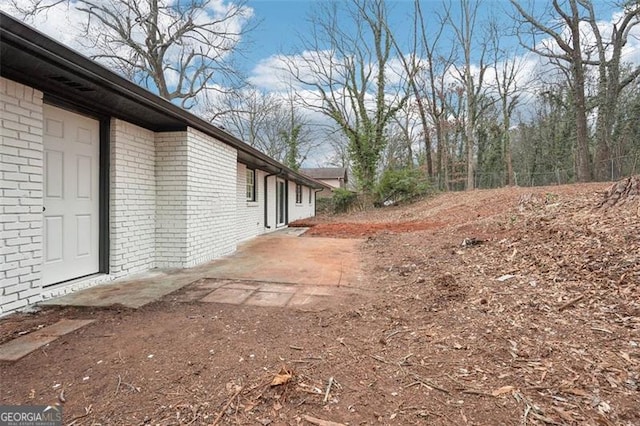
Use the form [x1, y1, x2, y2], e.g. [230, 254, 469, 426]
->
[315, 197, 333, 215]
[375, 168, 431, 205]
[332, 187, 358, 213]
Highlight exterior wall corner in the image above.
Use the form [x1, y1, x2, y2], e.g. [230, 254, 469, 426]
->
[0, 77, 44, 315]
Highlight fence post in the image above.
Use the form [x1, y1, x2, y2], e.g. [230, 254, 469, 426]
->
[611, 158, 614, 181]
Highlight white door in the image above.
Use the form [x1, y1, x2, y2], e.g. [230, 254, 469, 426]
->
[276, 179, 286, 227]
[43, 105, 100, 286]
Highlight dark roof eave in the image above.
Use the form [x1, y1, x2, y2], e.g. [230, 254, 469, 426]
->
[0, 12, 326, 189]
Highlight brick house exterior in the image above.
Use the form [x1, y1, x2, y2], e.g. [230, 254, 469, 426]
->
[0, 14, 327, 314]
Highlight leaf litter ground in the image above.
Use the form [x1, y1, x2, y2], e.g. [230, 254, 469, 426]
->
[1, 181, 639, 425]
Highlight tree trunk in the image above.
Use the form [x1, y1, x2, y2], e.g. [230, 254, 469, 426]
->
[466, 121, 475, 190]
[413, 95, 433, 176]
[568, 0, 591, 182]
[572, 55, 591, 182]
[436, 121, 444, 189]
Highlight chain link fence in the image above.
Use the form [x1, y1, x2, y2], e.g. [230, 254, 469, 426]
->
[434, 154, 640, 190]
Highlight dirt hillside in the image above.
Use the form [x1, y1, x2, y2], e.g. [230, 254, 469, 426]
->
[1, 181, 639, 425]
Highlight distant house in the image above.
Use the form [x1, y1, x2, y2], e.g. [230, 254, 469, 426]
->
[0, 13, 330, 315]
[300, 168, 348, 197]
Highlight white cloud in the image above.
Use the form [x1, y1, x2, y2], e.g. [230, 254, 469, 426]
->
[1, 1, 88, 52]
[1, 0, 254, 107]
[248, 55, 298, 91]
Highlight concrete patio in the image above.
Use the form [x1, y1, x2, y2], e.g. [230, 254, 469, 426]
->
[0, 230, 365, 361]
[40, 229, 365, 309]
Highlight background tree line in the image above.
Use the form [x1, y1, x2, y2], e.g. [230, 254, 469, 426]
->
[11, 0, 640, 202]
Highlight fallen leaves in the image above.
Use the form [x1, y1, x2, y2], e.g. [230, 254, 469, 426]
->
[359, 183, 639, 424]
[491, 385, 515, 396]
[6, 183, 639, 425]
[270, 366, 293, 387]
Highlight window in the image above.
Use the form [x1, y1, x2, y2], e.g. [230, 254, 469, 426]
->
[308, 187, 312, 204]
[246, 169, 256, 201]
[295, 184, 303, 204]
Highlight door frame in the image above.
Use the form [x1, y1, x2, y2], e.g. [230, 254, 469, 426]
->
[43, 95, 110, 283]
[276, 178, 288, 227]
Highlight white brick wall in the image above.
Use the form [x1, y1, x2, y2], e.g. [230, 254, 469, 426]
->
[0, 76, 320, 315]
[288, 181, 316, 222]
[0, 77, 44, 314]
[185, 128, 237, 265]
[261, 176, 315, 228]
[155, 131, 188, 268]
[156, 128, 238, 267]
[109, 119, 157, 277]
[40, 274, 115, 302]
[265, 176, 278, 229]
[236, 164, 265, 242]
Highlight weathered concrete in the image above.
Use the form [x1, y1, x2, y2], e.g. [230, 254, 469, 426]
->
[201, 287, 254, 304]
[40, 231, 364, 309]
[0, 319, 94, 361]
[204, 234, 362, 286]
[39, 269, 197, 309]
[193, 279, 341, 308]
[244, 291, 293, 307]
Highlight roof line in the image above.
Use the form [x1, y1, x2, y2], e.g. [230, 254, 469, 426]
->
[0, 11, 329, 190]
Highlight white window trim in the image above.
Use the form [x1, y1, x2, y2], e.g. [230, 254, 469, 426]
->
[246, 168, 256, 202]
[295, 183, 303, 204]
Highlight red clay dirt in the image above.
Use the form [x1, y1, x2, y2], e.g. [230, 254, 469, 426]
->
[293, 220, 446, 238]
[1, 182, 639, 426]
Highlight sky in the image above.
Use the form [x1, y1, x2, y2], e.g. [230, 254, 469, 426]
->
[1, 0, 639, 166]
[243, 0, 496, 88]
[247, 0, 314, 61]
[238, 0, 636, 92]
[2, 0, 634, 96]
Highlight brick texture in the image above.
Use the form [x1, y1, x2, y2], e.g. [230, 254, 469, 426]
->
[155, 131, 188, 267]
[185, 128, 237, 266]
[0, 77, 44, 314]
[156, 128, 239, 267]
[235, 164, 265, 242]
[110, 119, 156, 277]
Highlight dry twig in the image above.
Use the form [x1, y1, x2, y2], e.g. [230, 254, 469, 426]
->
[66, 405, 92, 426]
[323, 377, 334, 404]
[302, 414, 346, 426]
[409, 374, 450, 394]
[558, 294, 586, 312]
[211, 385, 243, 426]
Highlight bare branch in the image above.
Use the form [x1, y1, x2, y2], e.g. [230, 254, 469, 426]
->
[13, 0, 255, 109]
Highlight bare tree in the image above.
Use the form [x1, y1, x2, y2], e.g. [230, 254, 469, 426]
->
[284, 0, 410, 196]
[11, 0, 254, 108]
[419, 4, 457, 188]
[383, 101, 421, 169]
[325, 131, 351, 170]
[213, 90, 315, 167]
[384, 1, 431, 176]
[489, 18, 526, 186]
[511, 0, 592, 182]
[280, 95, 306, 170]
[449, 0, 492, 190]
[581, 0, 640, 180]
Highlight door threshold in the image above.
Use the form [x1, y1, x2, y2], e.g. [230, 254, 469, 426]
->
[43, 272, 106, 289]
[40, 273, 114, 302]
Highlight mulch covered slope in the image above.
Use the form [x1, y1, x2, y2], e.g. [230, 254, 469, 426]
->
[346, 180, 640, 425]
[1, 180, 638, 425]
